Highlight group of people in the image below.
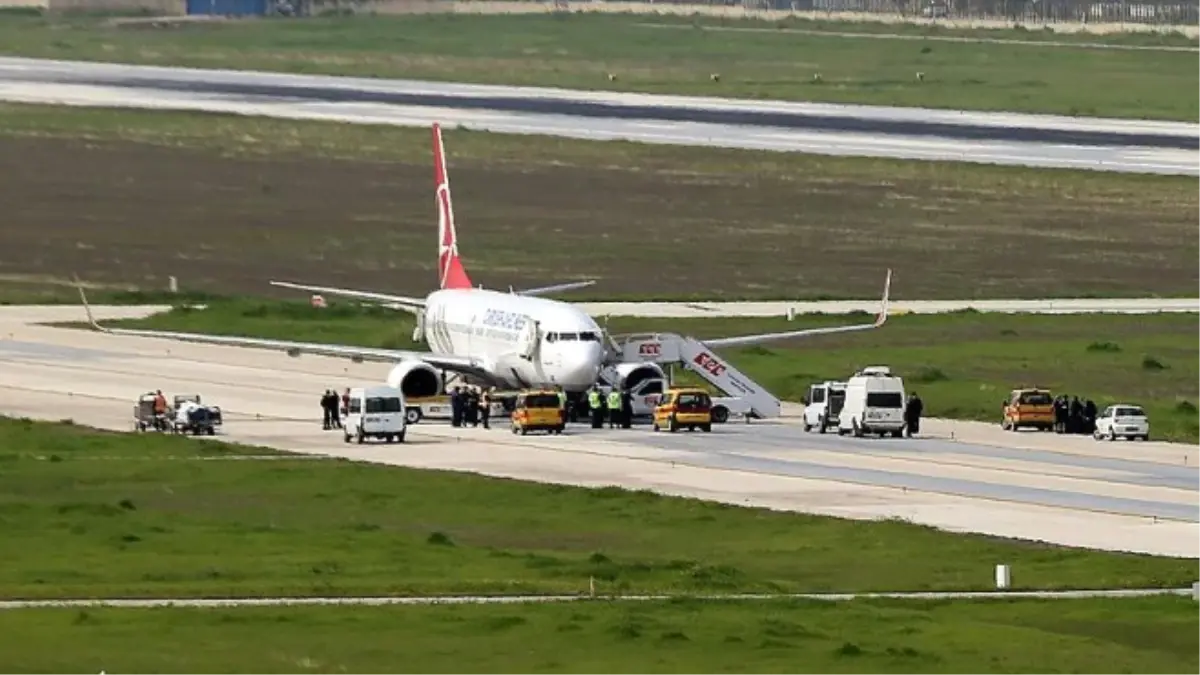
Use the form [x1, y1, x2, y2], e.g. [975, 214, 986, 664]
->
[320, 388, 348, 430]
[449, 385, 494, 429]
[1054, 395, 1099, 435]
[585, 386, 634, 430]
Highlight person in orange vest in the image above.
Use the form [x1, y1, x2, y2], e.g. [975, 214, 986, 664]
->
[152, 390, 169, 431]
[152, 390, 168, 415]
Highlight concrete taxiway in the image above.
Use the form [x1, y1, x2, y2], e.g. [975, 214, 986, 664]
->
[578, 297, 1200, 318]
[50, 298, 1200, 321]
[0, 57, 1195, 175]
[1, 306, 1195, 557]
[2, 587, 1191, 610]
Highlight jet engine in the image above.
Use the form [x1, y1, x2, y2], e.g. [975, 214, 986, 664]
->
[386, 361, 442, 398]
[609, 362, 666, 391]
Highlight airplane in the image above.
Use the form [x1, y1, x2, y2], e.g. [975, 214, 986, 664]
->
[77, 123, 892, 404]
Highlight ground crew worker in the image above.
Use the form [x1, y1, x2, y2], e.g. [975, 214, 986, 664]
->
[607, 388, 622, 428]
[152, 390, 169, 431]
[588, 387, 603, 429]
[555, 385, 567, 422]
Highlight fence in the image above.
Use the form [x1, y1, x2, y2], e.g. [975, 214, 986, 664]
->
[31, 0, 1199, 30]
[459, 0, 1200, 30]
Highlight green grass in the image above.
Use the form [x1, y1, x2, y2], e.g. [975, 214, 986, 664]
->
[0, 276, 223, 306]
[2, 103, 1197, 301]
[0, 12, 1195, 119]
[104, 300, 1200, 443]
[2, 596, 1197, 673]
[1, 416, 1194, 601]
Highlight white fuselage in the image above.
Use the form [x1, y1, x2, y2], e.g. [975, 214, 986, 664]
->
[421, 289, 604, 392]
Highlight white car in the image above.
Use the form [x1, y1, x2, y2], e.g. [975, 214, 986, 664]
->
[1093, 404, 1150, 441]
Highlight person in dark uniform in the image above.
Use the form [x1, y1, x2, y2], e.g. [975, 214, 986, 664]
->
[320, 390, 333, 430]
[1083, 399, 1098, 435]
[1053, 396, 1067, 434]
[621, 388, 634, 429]
[463, 386, 477, 422]
[1069, 396, 1083, 434]
[904, 392, 923, 437]
[450, 386, 463, 427]
[329, 387, 341, 429]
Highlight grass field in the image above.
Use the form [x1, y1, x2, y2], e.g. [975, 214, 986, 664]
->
[105, 301, 1200, 443]
[1, 104, 1196, 302]
[0, 12, 1195, 119]
[1, 416, 1194, 601]
[3, 596, 1197, 673]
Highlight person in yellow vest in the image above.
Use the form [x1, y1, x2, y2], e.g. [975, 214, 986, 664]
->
[588, 387, 603, 429]
[555, 385, 568, 423]
[607, 389, 622, 429]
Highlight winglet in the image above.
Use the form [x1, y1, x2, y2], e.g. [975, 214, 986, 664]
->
[73, 274, 110, 333]
[874, 268, 892, 327]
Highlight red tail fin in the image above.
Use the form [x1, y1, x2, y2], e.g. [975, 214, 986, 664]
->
[434, 123, 473, 291]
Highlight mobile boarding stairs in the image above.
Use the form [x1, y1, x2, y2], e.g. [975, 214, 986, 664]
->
[599, 333, 782, 422]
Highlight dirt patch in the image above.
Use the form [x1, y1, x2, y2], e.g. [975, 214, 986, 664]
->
[0, 135, 1195, 300]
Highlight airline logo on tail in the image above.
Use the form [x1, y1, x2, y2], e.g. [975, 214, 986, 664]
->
[434, 123, 474, 291]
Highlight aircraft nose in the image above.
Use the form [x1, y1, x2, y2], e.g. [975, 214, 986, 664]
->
[561, 344, 603, 388]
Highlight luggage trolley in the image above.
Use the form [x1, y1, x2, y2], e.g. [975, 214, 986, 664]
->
[132, 392, 171, 432]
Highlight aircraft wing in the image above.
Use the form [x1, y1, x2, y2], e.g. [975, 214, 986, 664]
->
[700, 269, 892, 349]
[511, 280, 597, 297]
[75, 285, 488, 377]
[269, 280, 426, 314]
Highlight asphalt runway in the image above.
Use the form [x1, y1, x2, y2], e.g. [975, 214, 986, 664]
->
[0, 57, 1195, 176]
[2, 306, 1195, 558]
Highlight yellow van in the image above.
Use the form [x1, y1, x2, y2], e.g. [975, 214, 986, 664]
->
[1002, 388, 1055, 431]
[652, 387, 713, 433]
[511, 389, 565, 435]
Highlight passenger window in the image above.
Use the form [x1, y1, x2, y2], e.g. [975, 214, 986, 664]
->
[546, 333, 557, 343]
[812, 389, 826, 404]
[348, 399, 361, 414]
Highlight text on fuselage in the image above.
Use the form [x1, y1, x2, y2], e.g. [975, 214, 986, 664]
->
[482, 309, 528, 332]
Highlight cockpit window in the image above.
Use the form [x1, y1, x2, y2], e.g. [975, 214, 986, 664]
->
[546, 331, 601, 342]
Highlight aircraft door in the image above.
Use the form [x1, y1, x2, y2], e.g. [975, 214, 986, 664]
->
[413, 310, 426, 343]
[516, 318, 539, 360]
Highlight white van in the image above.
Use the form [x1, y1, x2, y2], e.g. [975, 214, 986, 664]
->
[343, 386, 407, 444]
[837, 366, 906, 438]
[803, 381, 846, 434]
